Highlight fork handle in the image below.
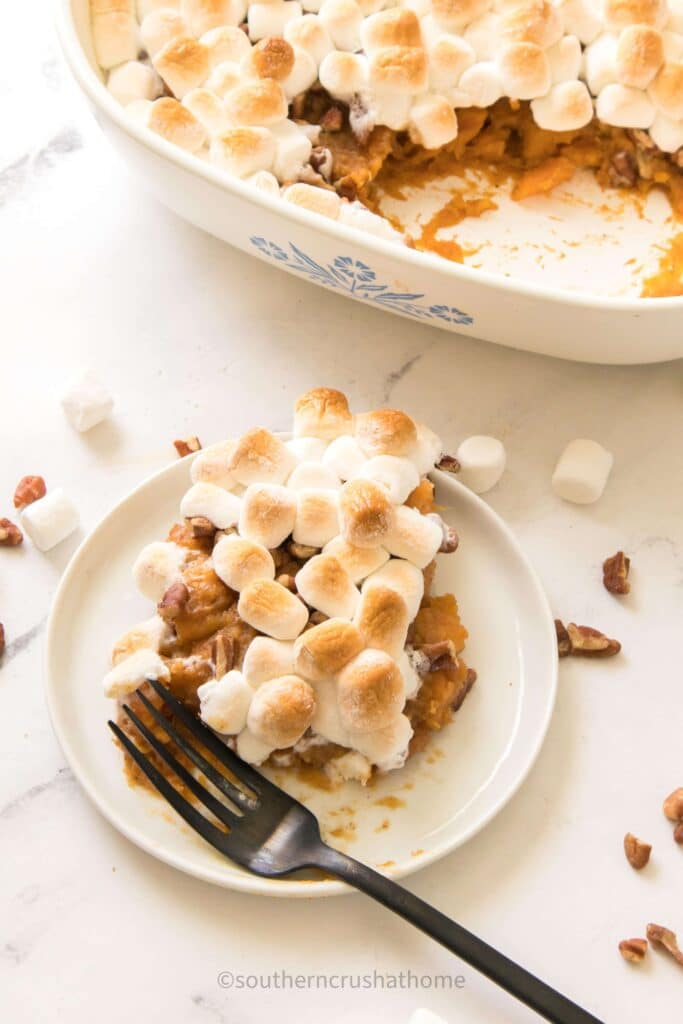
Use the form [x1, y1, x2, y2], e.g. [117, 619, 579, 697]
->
[313, 845, 603, 1024]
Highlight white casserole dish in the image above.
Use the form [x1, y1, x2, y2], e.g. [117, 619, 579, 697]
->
[57, 0, 683, 364]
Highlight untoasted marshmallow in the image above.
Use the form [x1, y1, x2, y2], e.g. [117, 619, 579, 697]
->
[337, 649, 404, 732]
[281, 46, 319, 98]
[384, 506, 442, 569]
[238, 483, 297, 548]
[224, 78, 289, 125]
[200, 24, 252, 66]
[132, 541, 186, 601]
[296, 553, 360, 618]
[319, 0, 364, 51]
[616, 25, 664, 88]
[649, 60, 683, 118]
[285, 14, 335, 63]
[293, 489, 340, 547]
[293, 617, 364, 679]
[147, 96, 207, 150]
[191, 440, 236, 489]
[180, 482, 241, 528]
[210, 127, 276, 176]
[531, 79, 594, 128]
[649, 110, 683, 149]
[287, 461, 342, 491]
[282, 183, 342, 219]
[597, 82, 656, 126]
[248, 1, 303, 41]
[338, 478, 395, 549]
[154, 36, 210, 98]
[552, 439, 614, 504]
[229, 428, 295, 486]
[236, 728, 274, 764]
[584, 33, 619, 94]
[205, 59, 243, 98]
[238, 579, 309, 639]
[354, 585, 409, 658]
[546, 33, 582, 83]
[458, 59, 504, 105]
[140, 9, 186, 57]
[409, 94, 459, 148]
[463, 13, 501, 60]
[103, 648, 170, 699]
[213, 534, 275, 591]
[181, 0, 245, 36]
[20, 488, 79, 553]
[198, 670, 253, 734]
[182, 87, 230, 132]
[555, 0, 601, 44]
[247, 674, 316, 746]
[271, 120, 313, 181]
[348, 713, 413, 770]
[323, 536, 389, 582]
[363, 558, 424, 620]
[455, 435, 507, 493]
[294, 388, 354, 440]
[355, 455, 420, 506]
[247, 168, 282, 194]
[319, 50, 369, 97]
[61, 370, 114, 432]
[498, 42, 551, 99]
[413, 422, 443, 475]
[93, 9, 139, 69]
[322, 434, 367, 480]
[242, 637, 296, 687]
[111, 614, 172, 665]
[108, 60, 163, 105]
[286, 436, 329, 462]
[310, 678, 352, 745]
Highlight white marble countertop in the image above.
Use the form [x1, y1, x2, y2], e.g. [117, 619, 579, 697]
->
[2, 5, 683, 1022]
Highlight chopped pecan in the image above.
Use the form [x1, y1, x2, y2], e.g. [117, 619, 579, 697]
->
[555, 619, 572, 658]
[0, 518, 23, 547]
[173, 436, 202, 458]
[619, 938, 648, 963]
[436, 454, 461, 474]
[212, 632, 235, 678]
[213, 526, 238, 544]
[628, 129, 657, 153]
[308, 610, 328, 627]
[674, 822, 683, 845]
[427, 513, 459, 554]
[646, 924, 683, 966]
[624, 833, 651, 870]
[320, 105, 344, 132]
[13, 475, 46, 509]
[309, 145, 333, 181]
[663, 788, 683, 822]
[276, 573, 297, 592]
[566, 623, 621, 658]
[0, 622, 5, 658]
[603, 551, 630, 595]
[158, 581, 189, 620]
[415, 639, 459, 674]
[608, 150, 638, 188]
[187, 515, 216, 539]
[288, 541, 319, 561]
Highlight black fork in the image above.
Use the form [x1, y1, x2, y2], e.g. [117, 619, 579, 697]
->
[110, 680, 603, 1024]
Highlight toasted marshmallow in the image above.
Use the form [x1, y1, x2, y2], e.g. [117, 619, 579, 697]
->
[153, 36, 210, 98]
[286, 436, 329, 462]
[355, 408, 418, 458]
[616, 25, 664, 88]
[132, 541, 186, 601]
[319, 50, 369, 97]
[458, 58, 505, 104]
[603, 0, 667, 31]
[584, 33, 619, 93]
[361, 9, 423, 53]
[108, 60, 163, 104]
[247, 168, 282, 194]
[180, 481, 241, 527]
[430, 0, 492, 31]
[649, 110, 683, 149]
[224, 78, 289, 125]
[338, 200, 406, 243]
[103, 648, 170, 699]
[180, 0, 245, 35]
[597, 82, 656, 126]
[198, 669, 253, 734]
[111, 614, 173, 665]
[370, 90, 412, 129]
[348, 713, 413, 770]
[354, 455, 420, 505]
[319, 0, 364, 51]
[662, 31, 683, 62]
[337, 649, 404, 732]
[463, 12, 502, 60]
[138, 0, 181, 16]
[238, 483, 297, 548]
[531, 79, 594, 128]
[282, 182, 342, 219]
[61, 370, 114, 432]
[238, 579, 309, 639]
[210, 126, 276, 176]
[248, 1, 303, 41]
[247, 674, 316, 746]
[649, 60, 683, 118]
[229, 427, 295, 486]
[498, 42, 551, 99]
[546, 33, 582, 83]
[182, 87, 230, 132]
[294, 387, 354, 440]
[555, 0, 601, 44]
[242, 637, 296, 687]
[293, 618, 364, 680]
[500, 0, 564, 48]
[145, 96, 207, 150]
[295, 553, 360, 618]
[369, 45, 429, 94]
[409, 94, 459, 148]
[425, 32, 476, 91]
[281, 46, 319, 97]
[397, 649, 421, 699]
[20, 488, 79, 553]
[413, 422, 443, 476]
[310, 678, 353, 745]
[236, 728, 274, 764]
[292, 489, 340, 547]
[322, 536, 389, 582]
[205, 59, 243, 97]
[190, 440, 236, 489]
[271, 120, 314, 180]
[338, 478, 395, 549]
[242, 36, 296, 80]
[363, 558, 424, 620]
[383, 505, 442, 568]
[200, 24, 252, 66]
[322, 434, 367, 480]
[92, 6, 140, 70]
[354, 585, 410, 658]
[140, 9, 187, 56]
[287, 461, 342, 491]
[213, 534, 275, 591]
[552, 439, 614, 504]
[285, 14, 335, 63]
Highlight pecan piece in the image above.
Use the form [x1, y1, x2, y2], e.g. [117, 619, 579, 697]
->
[158, 581, 189, 620]
[276, 573, 297, 592]
[0, 623, 5, 658]
[566, 623, 621, 658]
[603, 551, 630, 595]
[0, 518, 23, 547]
[173, 436, 202, 458]
[188, 515, 216, 539]
[308, 610, 328, 627]
[619, 938, 648, 963]
[414, 639, 459, 673]
[436, 454, 461, 474]
[609, 150, 638, 188]
[320, 105, 344, 132]
[624, 832, 651, 870]
[212, 632, 235, 678]
[288, 541, 319, 561]
[674, 822, 683, 845]
[663, 788, 683, 822]
[646, 924, 683, 966]
[310, 146, 333, 181]
[555, 619, 572, 658]
[13, 475, 46, 509]
[427, 513, 459, 554]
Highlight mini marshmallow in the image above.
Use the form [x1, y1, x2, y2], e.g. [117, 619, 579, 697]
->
[229, 427, 295, 486]
[111, 614, 172, 665]
[425, 31, 476, 92]
[616, 25, 664, 88]
[555, 0, 602, 44]
[498, 42, 552, 100]
[181, 0, 246, 36]
[323, 535, 390, 582]
[457, 59, 504, 106]
[369, 46, 429, 95]
[191, 440, 236, 490]
[61, 370, 114, 432]
[463, 13, 501, 60]
[338, 478, 395, 549]
[103, 648, 170, 699]
[413, 421, 443, 475]
[286, 436, 329, 462]
[212, 534, 275, 591]
[409, 93, 459, 148]
[224, 78, 289, 126]
[281, 46, 319, 99]
[270, 119, 314, 181]
[499, 0, 564, 49]
[319, 50, 369, 98]
[354, 584, 410, 658]
[205, 60, 243, 98]
[293, 618, 364, 680]
[355, 410, 419, 458]
[248, 1, 303, 41]
[287, 461, 342, 491]
[348, 713, 413, 770]
[197, 669, 253, 734]
[360, 8, 422, 52]
[140, 9, 186, 56]
[596, 82, 656, 127]
[180, 482, 241, 528]
[431, 0, 491, 31]
[238, 579, 309, 639]
[137, 0, 181, 16]
[397, 649, 421, 699]
[239, 483, 297, 548]
[531, 80, 594, 129]
[242, 637, 295, 687]
[603, 0, 667, 32]
[292, 489, 340, 547]
[210, 127, 276, 177]
[93, 7, 140, 70]
[246, 169, 282, 195]
[584, 33, 619, 94]
[108, 60, 163, 105]
[371, 91, 412, 130]
[182, 88, 230, 133]
[310, 678, 353, 745]
[322, 434, 367, 480]
[354, 455, 420, 505]
[455, 435, 506, 493]
[132, 541, 186, 601]
[552, 438, 614, 504]
[147, 97, 207, 151]
[546, 33, 582, 83]
[319, 0, 364, 51]
[236, 728, 274, 764]
[200, 24, 252, 66]
[383, 505, 442, 569]
[649, 60, 683, 119]
[325, 750, 372, 784]
[649, 110, 683, 150]
[153, 36, 210, 98]
[295, 553, 360, 618]
[338, 201, 406, 242]
[282, 183, 342, 219]
[247, 674, 316, 747]
[285, 14, 335, 63]
[337, 649, 405, 732]
[363, 558, 424, 620]
[20, 488, 79, 553]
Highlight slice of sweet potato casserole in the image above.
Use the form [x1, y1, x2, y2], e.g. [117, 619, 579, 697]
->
[103, 389, 475, 787]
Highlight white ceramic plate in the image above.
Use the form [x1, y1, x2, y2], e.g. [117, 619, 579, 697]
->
[45, 457, 558, 897]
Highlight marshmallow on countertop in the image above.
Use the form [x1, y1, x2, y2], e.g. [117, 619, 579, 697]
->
[197, 670, 253, 735]
[61, 370, 114, 432]
[103, 648, 170, 699]
[455, 435, 506, 493]
[180, 481, 241, 528]
[132, 541, 186, 601]
[552, 438, 614, 504]
[20, 489, 80, 552]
